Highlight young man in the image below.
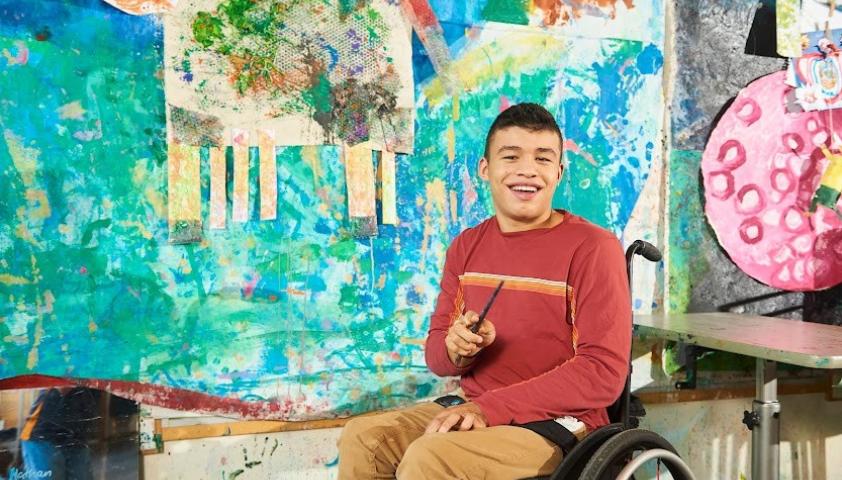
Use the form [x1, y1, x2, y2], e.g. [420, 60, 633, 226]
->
[338, 103, 631, 479]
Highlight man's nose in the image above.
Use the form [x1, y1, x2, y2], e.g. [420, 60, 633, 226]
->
[515, 159, 538, 176]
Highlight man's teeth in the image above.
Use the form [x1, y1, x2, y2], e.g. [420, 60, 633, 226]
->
[511, 186, 537, 192]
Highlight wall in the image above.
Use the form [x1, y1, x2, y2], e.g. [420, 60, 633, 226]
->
[140, 393, 842, 479]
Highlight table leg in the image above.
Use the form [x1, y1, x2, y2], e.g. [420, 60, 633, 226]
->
[751, 358, 780, 480]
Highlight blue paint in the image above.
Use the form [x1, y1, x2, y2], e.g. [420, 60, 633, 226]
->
[636, 43, 664, 75]
[262, 344, 290, 374]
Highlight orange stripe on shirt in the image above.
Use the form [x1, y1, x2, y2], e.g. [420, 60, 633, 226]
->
[449, 284, 465, 325]
[460, 272, 569, 297]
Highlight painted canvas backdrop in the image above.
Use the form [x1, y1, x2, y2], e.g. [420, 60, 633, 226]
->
[0, 0, 664, 418]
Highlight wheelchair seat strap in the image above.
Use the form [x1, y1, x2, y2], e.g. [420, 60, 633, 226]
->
[515, 419, 579, 455]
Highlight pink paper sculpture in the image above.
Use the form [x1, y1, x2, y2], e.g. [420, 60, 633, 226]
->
[702, 71, 842, 291]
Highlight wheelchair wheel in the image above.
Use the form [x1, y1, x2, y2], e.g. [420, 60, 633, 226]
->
[579, 428, 693, 480]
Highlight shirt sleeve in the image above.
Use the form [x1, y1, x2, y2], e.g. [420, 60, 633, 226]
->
[424, 237, 477, 377]
[472, 236, 632, 426]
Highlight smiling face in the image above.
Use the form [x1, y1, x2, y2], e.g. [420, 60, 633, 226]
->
[479, 126, 563, 232]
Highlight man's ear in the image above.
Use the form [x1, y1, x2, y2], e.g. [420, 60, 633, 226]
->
[557, 163, 564, 182]
[478, 157, 490, 181]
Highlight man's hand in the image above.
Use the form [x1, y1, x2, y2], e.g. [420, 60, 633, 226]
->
[444, 311, 496, 363]
[425, 402, 488, 433]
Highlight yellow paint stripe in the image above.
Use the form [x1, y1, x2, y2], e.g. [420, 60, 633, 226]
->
[258, 129, 277, 221]
[209, 146, 227, 229]
[232, 130, 250, 223]
[344, 143, 376, 218]
[820, 156, 842, 190]
[378, 150, 398, 225]
[0, 274, 30, 285]
[424, 31, 569, 105]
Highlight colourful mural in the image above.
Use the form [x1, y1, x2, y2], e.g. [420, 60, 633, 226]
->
[702, 72, 842, 292]
[0, 0, 664, 419]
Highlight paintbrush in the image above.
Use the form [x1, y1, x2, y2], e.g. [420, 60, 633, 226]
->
[455, 280, 504, 366]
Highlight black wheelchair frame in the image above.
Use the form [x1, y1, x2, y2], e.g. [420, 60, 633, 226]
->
[527, 240, 695, 480]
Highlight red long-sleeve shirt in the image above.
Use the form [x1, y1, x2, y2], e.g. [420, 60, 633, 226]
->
[425, 211, 631, 431]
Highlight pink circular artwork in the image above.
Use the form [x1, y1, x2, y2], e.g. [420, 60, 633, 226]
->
[702, 71, 842, 291]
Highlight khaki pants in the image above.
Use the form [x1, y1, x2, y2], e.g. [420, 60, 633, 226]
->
[337, 401, 586, 479]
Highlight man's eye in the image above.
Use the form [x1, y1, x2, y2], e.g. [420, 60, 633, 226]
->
[503, 156, 517, 160]
[537, 157, 551, 162]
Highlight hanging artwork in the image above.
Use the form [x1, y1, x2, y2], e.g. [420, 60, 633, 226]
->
[162, 0, 414, 153]
[702, 71, 842, 291]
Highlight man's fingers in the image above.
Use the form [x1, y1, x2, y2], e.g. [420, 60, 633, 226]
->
[473, 415, 487, 429]
[462, 311, 480, 326]
[425, 417, 442, 434]
[449, 329, 482, 351]
[437, 413, 462, 433]
[448, 335, 472, 352]
[454, 324, 483, 344]
[458, 414, 474, 431]
[446, 338, 476, 356]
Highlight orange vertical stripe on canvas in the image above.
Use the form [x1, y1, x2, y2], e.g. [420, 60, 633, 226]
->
[209, 146, 226, 229]
[232, 129, 249, 223]
[344, 143, 376, 218]
[379, 150, 397, 224]
[258, 129, 277, 221]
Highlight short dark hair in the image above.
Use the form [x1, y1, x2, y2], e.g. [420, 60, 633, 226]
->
[483, 103, 564, 159]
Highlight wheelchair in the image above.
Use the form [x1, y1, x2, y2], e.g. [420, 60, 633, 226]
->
[528, 240, 695, 480]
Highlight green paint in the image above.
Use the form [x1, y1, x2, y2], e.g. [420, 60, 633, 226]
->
[220, 0, 258, 31]
[811, 184, 841, 213]
[481, 0, 530, 25]
[303, 72, 332, 115]
[667, 150, 710, 313]
[338, 0, 360, 19]
[395, 271, 413, 283]
[80, 218, 112, 246]
[327, 240, 356, 261]
[192, 12, 224, 48]
[339, 285, 358, 313]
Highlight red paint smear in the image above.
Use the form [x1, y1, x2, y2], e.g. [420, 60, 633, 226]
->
[534, 0, 633, 24]
[0, 375, 74, 389]
[499, 96, 511, 112]
[0, 375, 295, 419]
[563, 139, 598, 166]
[242, 274, 259, 299]
[402, 0, 439, 30]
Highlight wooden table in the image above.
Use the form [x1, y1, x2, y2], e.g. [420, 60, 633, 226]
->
[634, 313, 842, 480]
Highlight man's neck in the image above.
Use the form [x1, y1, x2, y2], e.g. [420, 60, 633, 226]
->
[496, 210, 564, 233]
